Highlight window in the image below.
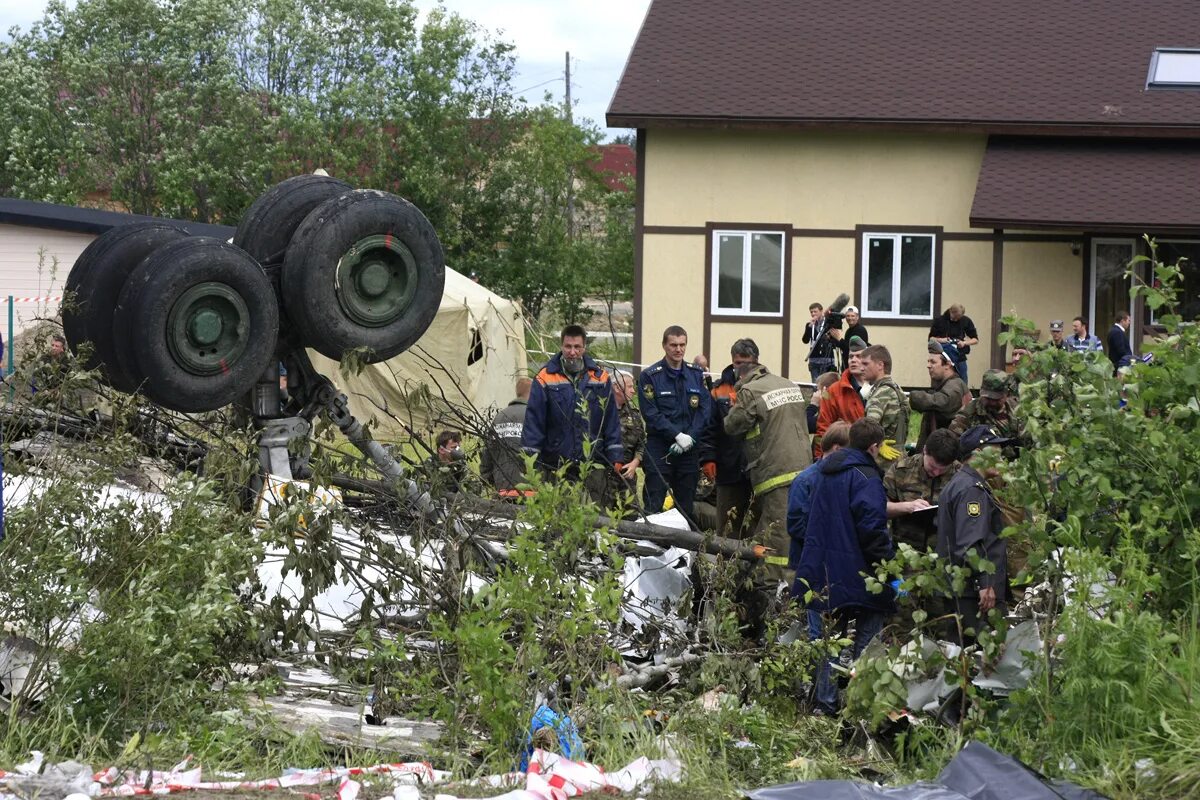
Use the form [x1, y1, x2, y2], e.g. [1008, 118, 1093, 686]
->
[860, 232, 935, 319]
[1150, 240, 1200, 323]
[711, 230, 784, 316]
[1148, 48, 1200, 88]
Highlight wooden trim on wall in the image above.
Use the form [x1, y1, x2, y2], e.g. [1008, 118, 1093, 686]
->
[633, 129, 646, 370]
[991, 232, 1005, 371]
[644, 225, 705, 235]
[645, 226, 1080, 243]
[702, 222, 794, 378]
[852, 224, 944, 327]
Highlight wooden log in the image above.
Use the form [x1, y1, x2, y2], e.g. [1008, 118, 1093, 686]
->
[328, 475, 767, 563]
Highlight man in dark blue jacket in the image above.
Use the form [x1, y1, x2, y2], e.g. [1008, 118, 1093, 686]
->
[700, 339, 758, 536]
[796, 417, 895, 714]
[639, 325, 713, 518]
[1107, 311, 1134, 374]
[522, 325, 624, 502]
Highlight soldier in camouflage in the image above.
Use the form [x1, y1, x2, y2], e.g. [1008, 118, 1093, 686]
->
[605, 371, 646, 512]
[950, 369, 1029, 449]
[883, 428, 959, 551]
[860, 345, 909, 467]
[909, 340, 967, 450]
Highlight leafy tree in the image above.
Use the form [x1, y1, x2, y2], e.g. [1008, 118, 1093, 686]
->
[0, 0, 632, 324]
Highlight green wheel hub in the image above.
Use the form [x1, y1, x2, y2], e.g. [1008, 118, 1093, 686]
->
[166, 282, 251, 375]
[335, 234, 418, 328]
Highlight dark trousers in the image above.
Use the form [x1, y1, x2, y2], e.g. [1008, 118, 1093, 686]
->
[715, 480, 753, 538]
[808, 607, 887, 712]
[644, 439, 698, 518]
[942, 595, 1007, 645]
[808, 358, 836, 384]
[538, 461, 608, 505]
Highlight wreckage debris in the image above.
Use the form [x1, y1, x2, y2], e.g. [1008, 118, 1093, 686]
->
[743, 741, 1107, 800]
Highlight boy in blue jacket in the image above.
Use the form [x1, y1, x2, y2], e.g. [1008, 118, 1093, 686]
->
[795, 417, 895, 715]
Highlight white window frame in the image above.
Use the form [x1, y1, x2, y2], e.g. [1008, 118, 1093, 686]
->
[1147, 48, 1200, 88]
[859, 231, 936, 320]
[710, 229, 785, 317]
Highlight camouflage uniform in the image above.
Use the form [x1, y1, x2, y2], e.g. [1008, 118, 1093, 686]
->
[864, 375, 909, 467]
[950, 370, 1029, 451]
[883, 452, 959, 551]
[909, 373, 967, 450]
[604, 401, 646, 511]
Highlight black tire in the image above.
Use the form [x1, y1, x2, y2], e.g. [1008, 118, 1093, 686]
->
[281, 190, 445, 363]
[115, 237, 279, 413]
[62, 222, 190, 392]
[233, 174, 353, 265]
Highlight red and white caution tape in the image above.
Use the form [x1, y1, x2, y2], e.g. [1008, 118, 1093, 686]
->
[3, 750, 678, 800]
[3, 296, 62, 304]
[91, 758, 442, 796]
[446, 749, 681, 800]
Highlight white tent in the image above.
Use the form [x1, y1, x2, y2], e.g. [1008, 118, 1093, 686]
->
[308, 269, 527, 443]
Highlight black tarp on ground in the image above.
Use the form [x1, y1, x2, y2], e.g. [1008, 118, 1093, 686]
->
[745, 741, 1108, 800]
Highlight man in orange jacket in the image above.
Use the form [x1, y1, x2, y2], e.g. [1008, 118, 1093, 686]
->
[814, 335, 868, 458]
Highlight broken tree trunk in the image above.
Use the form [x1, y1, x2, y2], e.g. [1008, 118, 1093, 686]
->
[328, 476, 768, 563]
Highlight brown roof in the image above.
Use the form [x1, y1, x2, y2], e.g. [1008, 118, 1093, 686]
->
[970, 137, 1200, 233]
[608, 0, 1200, 134]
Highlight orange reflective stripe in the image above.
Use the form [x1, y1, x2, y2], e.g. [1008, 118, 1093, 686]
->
[537, 369, 570, 386]
[712, 383, 736, 401]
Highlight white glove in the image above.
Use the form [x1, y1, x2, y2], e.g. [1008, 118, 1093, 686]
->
[674, 432, 695, 452]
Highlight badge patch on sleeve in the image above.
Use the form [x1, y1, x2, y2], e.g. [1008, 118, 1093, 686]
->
[967, 501, 981, 517]
[642, 383, 654, 400]
[689, 394, 699, 408]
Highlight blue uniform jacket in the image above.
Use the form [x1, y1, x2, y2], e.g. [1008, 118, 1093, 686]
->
[786, 461, 822, 570]
[795, 447, 896, 612]
[638, 359, 711, 452]
[521, 353, 623, 468]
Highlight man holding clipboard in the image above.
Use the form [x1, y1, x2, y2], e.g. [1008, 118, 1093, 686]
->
[882, 429, 959, 551]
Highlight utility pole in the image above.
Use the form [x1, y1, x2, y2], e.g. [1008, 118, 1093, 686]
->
[564, 51, 572, 123]
[564, 51, 575, 240]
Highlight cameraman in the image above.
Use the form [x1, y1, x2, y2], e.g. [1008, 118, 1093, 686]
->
[930, 303, 979, 383]
[802, 302, 841, 383]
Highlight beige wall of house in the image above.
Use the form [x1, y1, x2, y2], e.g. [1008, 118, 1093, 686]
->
[643, 129, 987, 230]
[636, 129, 1090, 387]
[641, 233, 707, 358]
[709, 321, 783, 375]
[0, 223, 94, 336]
[1000, 241, 1086, 344]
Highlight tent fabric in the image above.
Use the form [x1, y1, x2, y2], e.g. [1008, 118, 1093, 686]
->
[308, 268, 527, 444]
[745, 741, 1107, 800]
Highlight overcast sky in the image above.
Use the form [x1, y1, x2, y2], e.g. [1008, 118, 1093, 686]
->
[0, 0, 650, 139]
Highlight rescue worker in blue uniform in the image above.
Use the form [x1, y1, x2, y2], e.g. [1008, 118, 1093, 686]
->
[522, 324, 624, 502]
[639, 325, 713, 519]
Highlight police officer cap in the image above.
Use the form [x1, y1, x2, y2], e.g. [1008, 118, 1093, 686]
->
[958, 424, 1014, 459]
[927, 339, 952, 362]
[847, 335, 868, 353]
[1049, 320, 1064, 332]
[979, 369, 1010, 400]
